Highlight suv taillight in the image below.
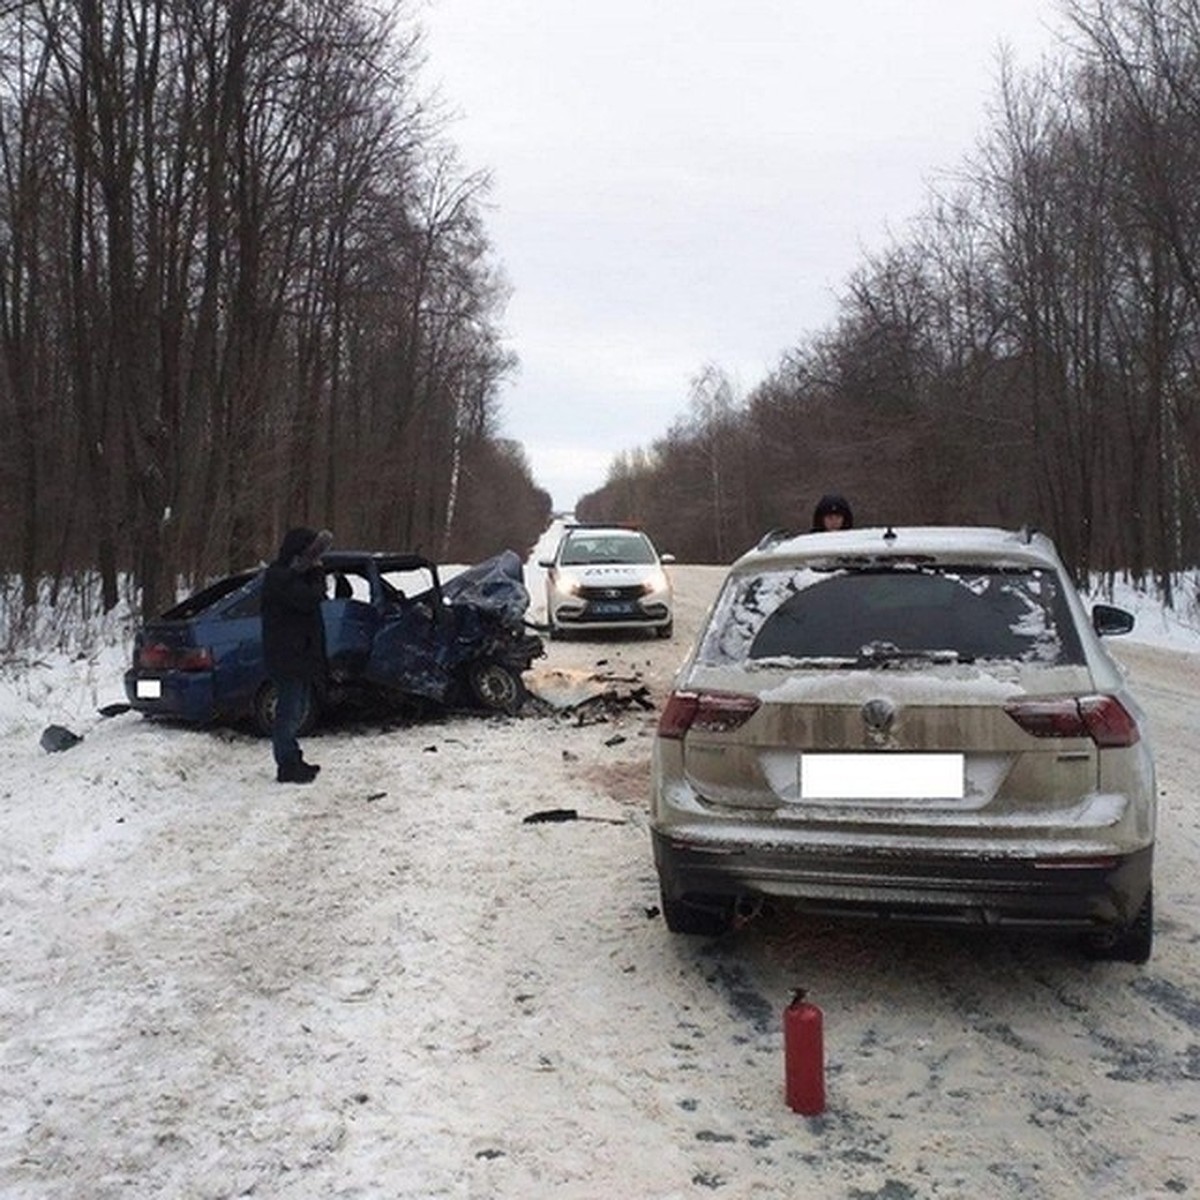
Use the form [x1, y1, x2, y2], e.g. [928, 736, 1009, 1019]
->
[658, 690, 761, 739]
[1004, 695, 1139, 748]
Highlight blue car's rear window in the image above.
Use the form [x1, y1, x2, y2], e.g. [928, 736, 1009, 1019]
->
[161, 571, 259, 620]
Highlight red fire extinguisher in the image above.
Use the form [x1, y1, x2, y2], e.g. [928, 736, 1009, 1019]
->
[784, 988, 825, 1115]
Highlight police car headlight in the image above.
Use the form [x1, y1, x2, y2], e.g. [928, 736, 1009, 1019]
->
[641, 570, 669, 597]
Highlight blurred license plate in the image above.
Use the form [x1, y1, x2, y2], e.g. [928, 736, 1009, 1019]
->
[800, 753, 964, 800]
[136, 679, 162, 699]
[591, 602, 634, 615]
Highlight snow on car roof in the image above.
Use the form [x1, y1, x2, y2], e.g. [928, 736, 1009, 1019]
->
[739, 525, 1062, 570]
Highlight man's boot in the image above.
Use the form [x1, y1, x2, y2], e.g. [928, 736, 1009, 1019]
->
[277, 758, 318, 783]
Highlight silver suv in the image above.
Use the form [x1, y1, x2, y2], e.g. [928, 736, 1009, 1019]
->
[651, 526, 1156, 962]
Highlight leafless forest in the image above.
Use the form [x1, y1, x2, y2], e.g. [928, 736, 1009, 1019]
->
[581, 0, 1200, 601]
[5, 0, 1200, 626]
[0, 0, 551, 620]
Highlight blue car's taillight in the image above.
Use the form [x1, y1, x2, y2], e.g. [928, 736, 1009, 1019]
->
[137, 642, 174, 670]
[176, 647, 214, 671]
[137, 643, 214, 672]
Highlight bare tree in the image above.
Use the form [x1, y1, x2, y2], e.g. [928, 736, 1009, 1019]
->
[0, 0, 539, 617]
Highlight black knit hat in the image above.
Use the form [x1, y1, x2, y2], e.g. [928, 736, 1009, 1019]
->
[811, 494, 854, 531]
[277, 527, 333, 566]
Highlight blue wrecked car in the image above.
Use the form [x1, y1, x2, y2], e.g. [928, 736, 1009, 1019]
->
[124, 549, 544, 733]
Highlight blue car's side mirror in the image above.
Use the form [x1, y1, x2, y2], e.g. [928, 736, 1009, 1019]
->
[1092, 603, 1135, 637]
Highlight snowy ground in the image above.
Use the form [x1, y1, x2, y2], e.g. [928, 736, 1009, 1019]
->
[2, 544, 1200, 1199]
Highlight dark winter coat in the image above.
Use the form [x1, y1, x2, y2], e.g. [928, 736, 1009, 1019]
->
[262, 527, 331, 682]
[811, 494, 854, 531]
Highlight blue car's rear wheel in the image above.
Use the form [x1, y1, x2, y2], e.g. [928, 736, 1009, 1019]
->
[252, 682, 319, 738]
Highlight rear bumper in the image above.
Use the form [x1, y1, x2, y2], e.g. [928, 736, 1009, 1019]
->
[651, 828, 1153, 931]
[124, 669, 219, 724]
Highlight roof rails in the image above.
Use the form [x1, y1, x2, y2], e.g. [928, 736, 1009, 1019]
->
[754, 528, 794, 550]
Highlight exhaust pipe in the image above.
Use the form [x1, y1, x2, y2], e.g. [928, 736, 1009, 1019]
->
[733, 894, 764, 927]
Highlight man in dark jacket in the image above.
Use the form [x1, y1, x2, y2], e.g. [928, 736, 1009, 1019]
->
[262, 527, 332, 783]
[811, 494, 854, 531]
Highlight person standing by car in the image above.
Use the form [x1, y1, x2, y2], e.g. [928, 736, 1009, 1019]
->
[262, 527, 332, 783]
[811, 494, 854, 531]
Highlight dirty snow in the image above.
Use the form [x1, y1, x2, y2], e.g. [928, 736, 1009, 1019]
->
[2, 546, 1200, 1199]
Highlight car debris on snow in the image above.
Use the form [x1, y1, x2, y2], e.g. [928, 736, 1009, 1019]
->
[524, 665, 655, 724]
[522, 807, 626, 826]
[39, 724, 82, 753]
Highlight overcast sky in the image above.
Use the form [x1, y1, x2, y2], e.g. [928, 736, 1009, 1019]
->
[419, 1, 1069, 512]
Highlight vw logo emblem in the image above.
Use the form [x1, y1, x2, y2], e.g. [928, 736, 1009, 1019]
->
[861, 697, 896, 735]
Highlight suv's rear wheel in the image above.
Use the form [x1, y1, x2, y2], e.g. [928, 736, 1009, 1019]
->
[660, 889, 734, 936]
[1081, 885, 1153, 963]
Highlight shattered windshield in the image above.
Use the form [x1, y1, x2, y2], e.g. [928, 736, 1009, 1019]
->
[697, 565, 1084, 668]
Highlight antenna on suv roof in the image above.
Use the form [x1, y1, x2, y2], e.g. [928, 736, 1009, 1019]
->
[883, 527, 897, 542]
[1018, 524, 1039, 544]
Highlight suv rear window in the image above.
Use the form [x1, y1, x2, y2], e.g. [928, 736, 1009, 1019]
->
[698, 565, 1084, 667]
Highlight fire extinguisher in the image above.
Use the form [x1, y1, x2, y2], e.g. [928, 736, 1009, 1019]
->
[784, 988, 825, 1115]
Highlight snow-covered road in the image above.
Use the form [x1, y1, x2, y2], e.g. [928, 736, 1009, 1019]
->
[1, 565, 1198, 1199]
